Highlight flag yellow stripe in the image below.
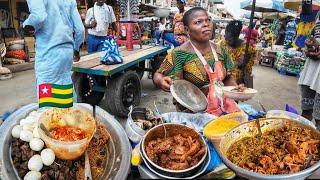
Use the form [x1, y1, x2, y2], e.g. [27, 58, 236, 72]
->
[52, 88, 73, 95]
[39, 97, 73, 104]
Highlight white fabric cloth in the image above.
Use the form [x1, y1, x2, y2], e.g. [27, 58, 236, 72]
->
[85, 3, 116, 36]
[298, 59, 320, 94]
[158, 23, 166, 32]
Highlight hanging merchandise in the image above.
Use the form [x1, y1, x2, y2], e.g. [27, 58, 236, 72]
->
[284, 20, 297, 48]
[120, 0, 139, 20]
[292, 3, 319, 49]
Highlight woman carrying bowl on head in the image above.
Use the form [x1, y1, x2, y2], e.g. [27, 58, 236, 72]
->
[153, 7, 241, 116]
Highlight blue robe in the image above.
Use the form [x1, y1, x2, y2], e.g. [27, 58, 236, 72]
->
[23, 0, 84, 86]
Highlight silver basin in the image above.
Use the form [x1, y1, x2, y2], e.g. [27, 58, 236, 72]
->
[219, 118, 320, 180]
[0, 103, 132, 180]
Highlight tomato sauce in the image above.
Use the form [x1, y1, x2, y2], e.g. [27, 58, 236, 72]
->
[50, 126, 86, 141]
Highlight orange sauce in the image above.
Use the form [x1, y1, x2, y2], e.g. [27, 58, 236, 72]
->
[50, 126, 86, 141]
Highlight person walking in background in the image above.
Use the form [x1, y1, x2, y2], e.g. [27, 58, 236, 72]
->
[299, 16, 320, 130]
[162, 0, 188, 47]
[154, 17, 167, 44]
[243, 21, 259, 47]
[220, 20, 256, 86]
[23, 0, 85, 108]
[85, 0, 117, 53]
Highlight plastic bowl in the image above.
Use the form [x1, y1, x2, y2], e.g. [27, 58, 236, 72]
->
[223, 86, 258, 101]
[266, 110, 316, 129]
[38, 106, 96, 160]
[204, 112, 248, 150]
[8, 44, 24, 50]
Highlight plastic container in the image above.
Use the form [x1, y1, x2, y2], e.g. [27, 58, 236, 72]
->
[204, 112, 248, 150]
[266, 110, 316, 129]
[38, 106, 96, 160]
[223, 86, 258, 101]
[125, 107, 147, 143]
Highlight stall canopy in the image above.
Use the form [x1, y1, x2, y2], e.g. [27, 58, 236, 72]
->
[284, 0, 320, 11]
[241, 0, 288, 12]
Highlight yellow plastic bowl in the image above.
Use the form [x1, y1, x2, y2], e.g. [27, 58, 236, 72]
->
[204, 112, 248, 150]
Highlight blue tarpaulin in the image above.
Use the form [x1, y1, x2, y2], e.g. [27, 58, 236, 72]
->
[240, 0, 288, 12]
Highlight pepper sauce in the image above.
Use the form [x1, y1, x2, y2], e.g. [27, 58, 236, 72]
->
[50, 126, 86, 141]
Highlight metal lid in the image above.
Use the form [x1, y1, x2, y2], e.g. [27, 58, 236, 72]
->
[170, 80, 207, 112]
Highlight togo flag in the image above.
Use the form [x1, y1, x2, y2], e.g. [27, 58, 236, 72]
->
[38, 83, 73, 108]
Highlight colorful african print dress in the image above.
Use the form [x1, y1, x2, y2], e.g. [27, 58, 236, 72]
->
[157, 44, 234, 111]
[173, 12, 188, 45]
[220, 40, 256, 84]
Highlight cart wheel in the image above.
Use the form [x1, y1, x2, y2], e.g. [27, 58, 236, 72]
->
[103, 71, 141, 117]
[136, 60, 145, 79]
[72, 72, 105, 105]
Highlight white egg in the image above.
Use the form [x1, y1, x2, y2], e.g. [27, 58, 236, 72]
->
[29, 111, 38, 117]
[11, 125, 22, 138]
[25, 116, 37, 124]
[19, 118, 27, 126]
[24, 171, 41, 180]
[41, 148, 55, 166]
[28, 155, 43, 171]
[33, 127, 40, 138]
[30, 138, 44, 151]
[23, 125, 34, 132]
[20, 130, 33, 142]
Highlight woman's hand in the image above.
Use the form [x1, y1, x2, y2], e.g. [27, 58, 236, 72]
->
[153, 72, 173, 92]
[159, 76, 172, 91]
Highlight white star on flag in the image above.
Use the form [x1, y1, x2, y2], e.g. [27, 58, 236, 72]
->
[42, 86, 49, 94]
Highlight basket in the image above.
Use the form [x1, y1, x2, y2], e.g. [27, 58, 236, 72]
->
[204, 112, 248, 151]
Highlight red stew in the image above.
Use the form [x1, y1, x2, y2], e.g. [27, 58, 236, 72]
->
[50, 126, 86, 141]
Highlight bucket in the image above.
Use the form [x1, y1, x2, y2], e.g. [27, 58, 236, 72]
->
[125, 106, 147, 143]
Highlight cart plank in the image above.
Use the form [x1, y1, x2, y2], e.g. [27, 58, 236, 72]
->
[74, 45, 151, 69]
[72, 45, 168, 76]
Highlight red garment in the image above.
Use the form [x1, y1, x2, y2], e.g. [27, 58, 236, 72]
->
[204, 62, 240, 116]
[243, 27, 258, 46]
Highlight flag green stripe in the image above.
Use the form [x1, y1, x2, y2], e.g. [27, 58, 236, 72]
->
[52, 84, 73, 89]
[52, 93, 73, 99]
[39, 102, 73, 108]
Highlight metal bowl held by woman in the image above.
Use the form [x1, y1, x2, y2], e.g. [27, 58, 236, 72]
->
[140, 123, 208, 178]
[170, 80, 208, 112]
[219, 118, 320, 180]
[0, 103, 132, 180]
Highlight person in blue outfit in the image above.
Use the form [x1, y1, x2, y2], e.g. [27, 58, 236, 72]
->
[23, 0, 85, 104]
[85, 0, 117, 53]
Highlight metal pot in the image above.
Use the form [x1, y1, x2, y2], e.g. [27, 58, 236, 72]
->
[219, 118, 320, 180]
[140, 123, 208, 178]
[0, 103, 132, 180]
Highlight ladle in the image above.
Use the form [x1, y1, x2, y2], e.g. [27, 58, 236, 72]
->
[85, 151, 93, 180]
[153, 101, 167, 139]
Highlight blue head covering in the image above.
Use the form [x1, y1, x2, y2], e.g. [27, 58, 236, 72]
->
[177, 0, 186, 5]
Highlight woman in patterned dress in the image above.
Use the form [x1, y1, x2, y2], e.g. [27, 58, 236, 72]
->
[220, 20, 256, 84]
[153, 7, 238, 112]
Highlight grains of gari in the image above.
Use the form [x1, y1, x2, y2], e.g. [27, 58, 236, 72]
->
[204, 119, 240, 137]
